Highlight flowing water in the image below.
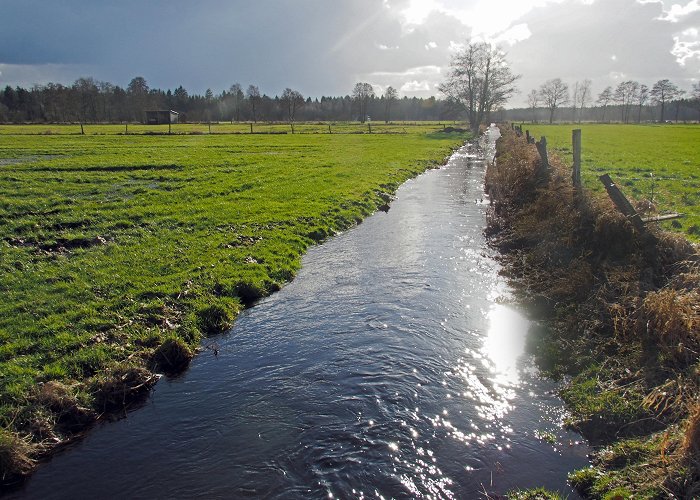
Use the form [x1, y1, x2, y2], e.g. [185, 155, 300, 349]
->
[13, 128, 590, 499]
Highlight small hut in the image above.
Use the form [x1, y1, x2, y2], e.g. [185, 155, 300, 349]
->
[145, 110, 179, 125]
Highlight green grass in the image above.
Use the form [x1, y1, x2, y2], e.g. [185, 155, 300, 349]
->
[0, 121, 455, 136]
[519, 124, 700, 241]
[507, 487, 565, 499]
[0, 124, 468, 434]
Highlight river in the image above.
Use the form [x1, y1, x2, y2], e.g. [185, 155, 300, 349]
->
[12, 128, 589, 499]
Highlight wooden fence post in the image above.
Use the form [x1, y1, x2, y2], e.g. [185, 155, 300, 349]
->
[526, 130, 531, 143]
[598, 174, 646, 232]
[535, 136, 550, 183]
[250, 123, 253, 133]
[535, 136, 548, 167]
[572, 129, 581, 188]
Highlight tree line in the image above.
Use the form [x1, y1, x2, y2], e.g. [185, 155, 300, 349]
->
[4, 54, 699, 127]
[515, 78, 700, 124]
[0, 77, 461, 124]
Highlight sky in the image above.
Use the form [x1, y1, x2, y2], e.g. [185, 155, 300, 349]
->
[0, 0, 698, 107]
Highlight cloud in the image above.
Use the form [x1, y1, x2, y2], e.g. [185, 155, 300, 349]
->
[672, 37, 700, 64]
[490, 23, 532, 46]
[0, 0, 698, 105]
[507, 0, 700, 105]
[401, 80, 431, 91]
[0, 63, 93, 89]
[657, 0, 700, 21]
[361, 66, 443, 97]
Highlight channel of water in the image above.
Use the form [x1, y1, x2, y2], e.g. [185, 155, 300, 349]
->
[13, 128, 590, 498]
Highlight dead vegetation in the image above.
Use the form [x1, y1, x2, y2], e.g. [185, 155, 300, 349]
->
[150, 337, 194, 375]
[486, 125, 699, 497]
[90, 364, 159, 413]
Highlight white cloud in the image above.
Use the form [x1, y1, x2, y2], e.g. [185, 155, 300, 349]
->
[397, 0, 566, 39]
[657, 0, 700, 21]
[400, 80, 431, 91]
[360, 65, 443, 97]
[400, 0, 442, 25]
[425, 41, 438, 50]
[671, 36, 700, 64]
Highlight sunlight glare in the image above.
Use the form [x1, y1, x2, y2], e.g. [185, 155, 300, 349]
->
[481, 304, 528, 385]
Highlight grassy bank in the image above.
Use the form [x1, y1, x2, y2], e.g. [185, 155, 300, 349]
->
[0, 124, 469, 485]
[520, 124, 700, 241]
[487, 126, 699, 498]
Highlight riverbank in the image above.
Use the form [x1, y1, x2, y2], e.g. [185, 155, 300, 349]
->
[486, 125, 699, 498]
[0, 128, 469, 487]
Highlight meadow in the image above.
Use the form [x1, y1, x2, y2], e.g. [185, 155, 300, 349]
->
[520, 124, 700, 240]
[0, 124, 468, 454]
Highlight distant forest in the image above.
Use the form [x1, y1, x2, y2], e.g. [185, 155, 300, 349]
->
[1, 76, 699, 125]
[0, 77, 460, 124]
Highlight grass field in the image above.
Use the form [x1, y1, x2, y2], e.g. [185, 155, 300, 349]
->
[0, 124, 468, 448]
[0, 121, 456, 136]
[520, 124, 700, 241]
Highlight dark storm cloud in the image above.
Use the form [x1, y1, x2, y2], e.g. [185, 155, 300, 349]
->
[0, 0, 404, 95]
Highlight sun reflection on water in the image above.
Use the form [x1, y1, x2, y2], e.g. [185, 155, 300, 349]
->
[482, 304, 529, 386]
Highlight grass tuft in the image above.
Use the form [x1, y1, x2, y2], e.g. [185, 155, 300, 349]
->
[90, 364, 158, 413]
[151, 337, 194, 375]
[0, 428, 34, 485]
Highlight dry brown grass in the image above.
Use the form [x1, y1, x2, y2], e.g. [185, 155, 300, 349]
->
[151, 337, 194, 375]
[644, 288, 700, 364]
[681, 403, 700, 497]
[0, 429, 34, 485]
[90, 364, 158, 413]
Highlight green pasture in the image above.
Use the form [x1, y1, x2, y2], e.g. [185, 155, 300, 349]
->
[521, 124, 700, 240]
[0, 124, 468, 426]
[0, 121, 453, 136]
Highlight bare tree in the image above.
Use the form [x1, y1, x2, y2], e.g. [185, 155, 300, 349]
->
[573, 79, 592, 123]
[246, 85, 261, 123]
[650, 79, 680, 122]
[597, 86, 614, 122]
[527, 89, 539, 123]
[383, 86, 398, 123]
[74, 77, 101, 131]
[127, 76, 149, 122]
[614, 80, 639, 123]
[228, 83, 244, 122]
[689, 82, 700, 121]
[352, 82, 375, 122]
[439, 42, 520, 134]
[281, 88, 304, 133]
[673, 89, 686, 122]
[637, 84, 649, 123]
[539, 78, 568, 124]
